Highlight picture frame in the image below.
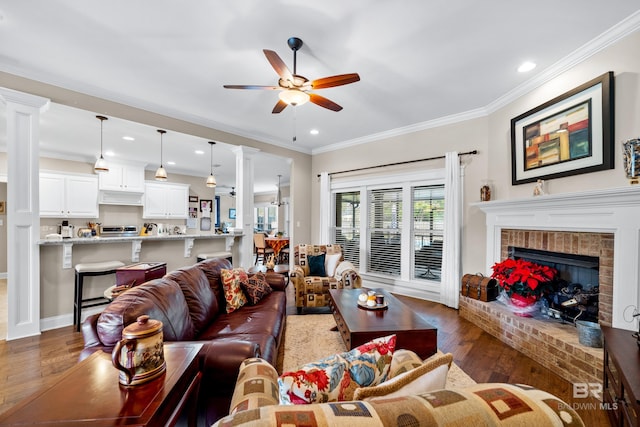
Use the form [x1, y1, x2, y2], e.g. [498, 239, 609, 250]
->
[0, 201, 5, 214]
[200, 199, 212, 213]
[229, 208, 236, 219]
[189, 195, 198, 203]
[510, 71, 614, 185]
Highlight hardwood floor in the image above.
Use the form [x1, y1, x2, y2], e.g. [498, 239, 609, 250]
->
[0, 286, 609, 426]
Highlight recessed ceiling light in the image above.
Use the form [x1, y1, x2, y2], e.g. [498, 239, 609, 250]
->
[310, 129, 319, 135]
[105, 150, 115, 157]
[518, 61, 536, 73]
[195, 150, 205, 155]
[167, 161, 176, 165]
[122, 136, 135, 141]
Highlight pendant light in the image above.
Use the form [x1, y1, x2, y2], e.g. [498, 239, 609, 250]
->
[271, 174, 285, 206]
[94, 115, 109, 173]
[155, 129, 168, 181]
[205, 141, 217, 188]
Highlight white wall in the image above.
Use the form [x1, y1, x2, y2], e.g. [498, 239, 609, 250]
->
[312, 28, 640, 278]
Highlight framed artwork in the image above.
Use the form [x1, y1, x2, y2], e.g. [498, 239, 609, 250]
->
[0, 201, 5, 214]
[189, 207, 197, 218]
[200, 199, 212, 213]
[189, 195, 198, 203]
[510, 71, 614, 185]
[229, 208, 236, 219]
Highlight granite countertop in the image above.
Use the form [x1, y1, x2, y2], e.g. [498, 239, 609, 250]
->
[38, 232, 243, 245]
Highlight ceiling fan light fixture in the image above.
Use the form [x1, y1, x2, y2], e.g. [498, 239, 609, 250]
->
[155, 129, 168, 181]
[94, 115, 109, 174]
[279, 89, 310, 106]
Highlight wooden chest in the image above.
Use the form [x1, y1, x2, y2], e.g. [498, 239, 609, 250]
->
[116, 262, 167, 287]
[460, 273, 499, 302]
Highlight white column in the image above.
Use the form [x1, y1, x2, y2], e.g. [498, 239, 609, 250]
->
[231, 146, 259, 268]
[0, 88, 50, 340]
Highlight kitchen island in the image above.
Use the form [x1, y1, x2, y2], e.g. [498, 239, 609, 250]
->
[38, 232, 244, 329]
[39, 232, 242, 268]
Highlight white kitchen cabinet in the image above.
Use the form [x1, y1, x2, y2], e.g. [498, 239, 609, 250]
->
[143, 181, 189, 219]
[98, 162, 145, 193]
[40, 172, 99, 218]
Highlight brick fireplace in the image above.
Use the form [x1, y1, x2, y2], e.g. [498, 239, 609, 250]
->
[461, 187, 640, 386]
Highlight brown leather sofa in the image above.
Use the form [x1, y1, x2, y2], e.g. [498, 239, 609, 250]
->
[80, 257, 287, 425]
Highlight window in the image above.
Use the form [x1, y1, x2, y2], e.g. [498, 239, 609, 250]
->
[254, 206, 277, 233]
[331, 173, 445, 288]
[367, 188, 402, 276]
[333, 191, 360, 267]
[412, 185, 444, 280]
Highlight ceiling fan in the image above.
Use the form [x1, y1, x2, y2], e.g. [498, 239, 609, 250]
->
[223, 37, 360, 114]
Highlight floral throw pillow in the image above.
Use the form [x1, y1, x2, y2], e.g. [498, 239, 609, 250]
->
[220, 268, 249, 313]
[241, 272, 273, 305]
[278, 334, 396, 404]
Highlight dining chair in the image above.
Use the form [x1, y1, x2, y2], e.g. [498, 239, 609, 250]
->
[254, 233, 275, 265]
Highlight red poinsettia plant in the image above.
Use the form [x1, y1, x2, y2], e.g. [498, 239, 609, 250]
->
[490, 258, 558, 301]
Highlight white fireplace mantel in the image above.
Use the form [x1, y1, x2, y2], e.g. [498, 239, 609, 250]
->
[472, 186, 640, 331]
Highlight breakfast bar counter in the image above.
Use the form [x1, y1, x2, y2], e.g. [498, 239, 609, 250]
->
[38, 232, 243, 269]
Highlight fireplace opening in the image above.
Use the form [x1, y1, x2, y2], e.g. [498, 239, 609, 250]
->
[508, 246, 599, 323]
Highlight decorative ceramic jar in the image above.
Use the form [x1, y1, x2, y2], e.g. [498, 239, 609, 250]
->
[622, 138, 640, 184]
[111, 315, 166, 386]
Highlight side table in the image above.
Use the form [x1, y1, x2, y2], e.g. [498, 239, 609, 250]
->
[602, 325, 640, 427]
[0, 342, 203, 427]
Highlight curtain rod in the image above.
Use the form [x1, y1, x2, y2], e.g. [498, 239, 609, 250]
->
[317, 149, 478, 177]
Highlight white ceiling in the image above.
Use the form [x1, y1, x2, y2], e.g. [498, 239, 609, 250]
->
[0, 1, 639, 190]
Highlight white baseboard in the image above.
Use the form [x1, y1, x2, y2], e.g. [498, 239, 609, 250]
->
[40, 306, 104, 332]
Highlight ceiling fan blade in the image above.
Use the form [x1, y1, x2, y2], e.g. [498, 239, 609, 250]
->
[272, 99, 288, 114]
[263, 49, 294, 82]
[311, 73, 360, 89]
[309, 93, 343, 112]
[223, 85, 280, 90]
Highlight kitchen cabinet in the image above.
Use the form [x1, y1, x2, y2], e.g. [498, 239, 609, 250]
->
[143, 182, 189, 219]
[40, 172, 99, 218]
[98, 162, 145, 193]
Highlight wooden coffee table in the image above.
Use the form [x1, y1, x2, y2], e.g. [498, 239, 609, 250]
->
[0, 342, 203, 426]
[329, 288, 437, 359]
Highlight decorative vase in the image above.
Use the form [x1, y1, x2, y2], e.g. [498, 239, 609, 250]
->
[509, 293, 537, 317]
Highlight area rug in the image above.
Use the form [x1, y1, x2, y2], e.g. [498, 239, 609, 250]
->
[278, 314, 477, 388]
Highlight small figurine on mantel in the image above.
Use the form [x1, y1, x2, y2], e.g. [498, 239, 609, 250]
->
[533, 179, 545, 196]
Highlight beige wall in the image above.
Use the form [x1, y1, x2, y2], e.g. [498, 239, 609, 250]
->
[0, 182, 5, 274]
[312, 29, 640, 276]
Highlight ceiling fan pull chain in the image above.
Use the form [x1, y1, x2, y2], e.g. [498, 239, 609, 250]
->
[292, 107, 297, 143]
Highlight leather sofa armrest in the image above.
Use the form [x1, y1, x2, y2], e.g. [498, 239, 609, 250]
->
[81, 313, 103, 349]
[264, 273, 287, 292]
[199, 339, 261, 392]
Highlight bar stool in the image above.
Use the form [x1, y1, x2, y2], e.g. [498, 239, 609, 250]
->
[74, 261, 125, 331]
[196, 251, 232, 264]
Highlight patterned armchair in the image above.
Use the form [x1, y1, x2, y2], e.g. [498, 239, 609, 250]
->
[290, 244, 361, 314]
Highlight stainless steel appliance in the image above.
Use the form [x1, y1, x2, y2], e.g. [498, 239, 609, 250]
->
[58, 220, 74, 239]
[99, 225, 139, 237]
